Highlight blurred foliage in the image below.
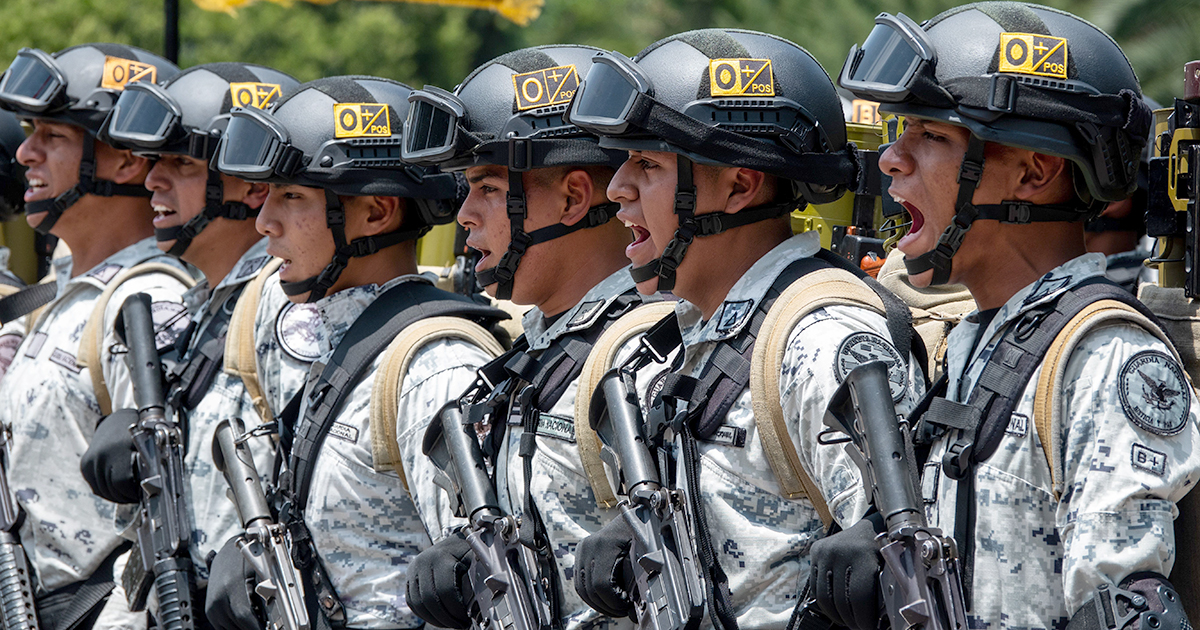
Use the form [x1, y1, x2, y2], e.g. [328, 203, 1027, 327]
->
[0, 0, 1196, 103]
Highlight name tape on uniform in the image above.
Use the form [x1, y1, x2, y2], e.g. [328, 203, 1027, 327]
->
[334, 103, 391, 138]
[512, 64, 579, 111]
[230, 82, 283, 110]
[101, 56, 157, 90]
[709, 58, 774, 97]
[998, 33, 1068, 80]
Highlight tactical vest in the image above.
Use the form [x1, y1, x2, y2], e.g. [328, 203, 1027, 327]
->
[274, 280, 506, 629]
[911, 278, 1171, 609]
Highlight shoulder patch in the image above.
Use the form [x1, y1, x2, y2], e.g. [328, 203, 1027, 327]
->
[534, 412, 576, 443]
[1118, 350, 1191, 436]
[87, 264, 123, 285]
[0, 333, 21, 377]
[998, 33, 1068, 80]
[512, 64, 579, 111]
[233, 256, 270, 283]
[150, 301, 192, 351]
[709, 59, 774, 97]
[1023, 274, 1071, 305]
[564, 300, 605, 333]
[645, 368, 672, 413]
[1131, 443, 1167, 477]
[834, 331, 908, 402]
[715, 299, 754, 335]
[275, 302, 322, 362]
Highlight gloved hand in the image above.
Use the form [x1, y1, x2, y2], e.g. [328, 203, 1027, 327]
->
[80, 408, 140, 504]
[574, 512, 636, 619]
[808, 512, 886, 630]
[406, 530, 473, 629]
[205, 536, 263, 630]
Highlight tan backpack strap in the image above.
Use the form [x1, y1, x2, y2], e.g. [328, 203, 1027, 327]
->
[750, 267, 887, 528]
[77, 262, 196, 416]
[1033, 299, 1179, 500]
[575, 301, 678, 509]
[225, 258, 284, 424]
[369, 316, 505, 492]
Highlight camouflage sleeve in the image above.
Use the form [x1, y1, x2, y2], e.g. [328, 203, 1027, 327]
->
[1057, 323, 1200, 615]
[395, 338, 495, 540]
[778, 304, 926, 527]
[0, 317, 25, 383]
[254, 273, 318, 415]
[101, 272, 194, 414]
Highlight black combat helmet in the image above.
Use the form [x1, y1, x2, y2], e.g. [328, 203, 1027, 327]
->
[0, 43, 180, 233]
[215, 75, 459, 302]
[403, 45, 626, 300]
[101, 62, 300, 256]
[567, 28, 860, 290]
[0, 109, 26, 221]
[839, 2, 1152, 284]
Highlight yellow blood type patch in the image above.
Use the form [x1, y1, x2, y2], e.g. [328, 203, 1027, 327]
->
[101, 56, 157, 90]
[850, 99, 881, 125]
[230, 82, 282, 110]
[709, 59, 775, 97]
[998, 33, 1068, 80]
[512, 64, 580, 111]
[333, 103, 391, 138]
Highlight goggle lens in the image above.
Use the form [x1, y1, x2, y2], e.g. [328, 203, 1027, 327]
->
[572, 61, 640, 124]
[849, 23, 924, 88]
[0, 54, 62, 110]
[108, 89, 176, 145]
[221, 115, 279, 172]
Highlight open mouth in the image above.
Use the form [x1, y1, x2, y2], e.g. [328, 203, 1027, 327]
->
[152, 204, 178, 227]
[893, 195, 925, 249]
[467, 240, 492, 271]
[24, 177, 49, 202]
[624, 219, 652, 261]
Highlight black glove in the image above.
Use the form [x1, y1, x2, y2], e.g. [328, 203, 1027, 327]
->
[808, 512, 886, 630]
[407, 530, 473, 629]
[574, 512, 636, 619]
[205, 536, 263, 630]
[80, 408, 140, 504]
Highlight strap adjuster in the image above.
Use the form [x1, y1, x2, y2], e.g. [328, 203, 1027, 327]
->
[988, 74, 1018, 113]
[508, 137, 534, 172]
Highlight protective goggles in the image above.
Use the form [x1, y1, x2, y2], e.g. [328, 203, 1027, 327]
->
[564, 50, 654, 136]
[402, 86, 477, 164]
[215, 107, 305, 180]
[105, 82, 187, 150]
[838, 12, 937, 104]
[0, 48, 70, 114]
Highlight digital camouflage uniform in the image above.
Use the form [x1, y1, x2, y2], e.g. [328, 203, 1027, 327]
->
[294, 275, 492, 629]
[172, 238, 275, 582]
[489, 267, 638, 630]
[254, 269, 322, 426]
[629, 233, 925, 629]
[921, 253, 1200, 629]
[0, 237, 193, 593]
[0, 246, 28, 381]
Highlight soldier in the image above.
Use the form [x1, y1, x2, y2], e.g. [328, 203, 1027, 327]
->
[565, 29, 925, 629]
[203, 75, 507, 630]
[0, 108, 32, 379]
[818, 3, 1200, 628]
[400, 45, 643, 630]
[0, 44, 190, 629]
[78, 62, 300, 617]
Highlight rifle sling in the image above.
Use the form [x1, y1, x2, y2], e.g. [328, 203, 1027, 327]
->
[0, 283, 55, 326]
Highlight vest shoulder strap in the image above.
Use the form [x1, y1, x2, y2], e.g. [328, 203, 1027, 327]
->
[750, 266, 887, 528]
[575, 300, 678, 509]
[77, 262, 197, 416]
[0, 282, 51, 326]
[224, 257, 283, 424]
[1033, 298, 1179, 499]
[369, 316, 506, 491]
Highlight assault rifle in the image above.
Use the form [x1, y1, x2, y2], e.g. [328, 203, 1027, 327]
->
[424, 401, 555, 630]
[213, 418, 309, 630]
[590, 366, 704, 630]
[822, 361, 967, 630]
[0, 415, 37, 629]
[1145, 60, 1200, 294]
[120, 293, 196, 630]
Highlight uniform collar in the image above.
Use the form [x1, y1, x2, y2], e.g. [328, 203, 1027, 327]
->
[56, 236, 185, 295]
[521, 267, 638, 352]
[182, 238, 271, 316]
[676, 231, 820, 347]
[315, 274, 430, 359]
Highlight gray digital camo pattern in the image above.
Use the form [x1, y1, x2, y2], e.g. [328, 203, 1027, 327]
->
[626, 233, 925, 630]
[296, 275, 492, 629]
[0, 246, 27, 382]
[0, 238, 195, 592]
[254, 268, 322, 428]
[921, 253, 1200, 629]
[488, 267, 637, 630]
[172, 239, 275, 583]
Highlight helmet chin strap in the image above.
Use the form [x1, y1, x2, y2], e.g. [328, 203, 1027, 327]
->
[26, 136, 153, 235]
[155, 168, 256, 257]
[474, 167, 621, 300]
[902, 135, 1089, 286]
[629, 154, 791, 291]
[280, 189, 425, 303]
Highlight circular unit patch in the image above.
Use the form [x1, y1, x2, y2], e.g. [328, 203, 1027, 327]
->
[275, 302, 322, 362]
[151, 301, 193, 351]
[0, 333, 21, 379]
[834, 332, 908, 402]
[1118, 350, 1191, 436]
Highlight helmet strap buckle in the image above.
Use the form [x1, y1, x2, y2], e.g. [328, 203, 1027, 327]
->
[988, 75, 1018, 114]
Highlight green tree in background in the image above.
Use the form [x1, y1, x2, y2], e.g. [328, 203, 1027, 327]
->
[0, 0, 1195, 103]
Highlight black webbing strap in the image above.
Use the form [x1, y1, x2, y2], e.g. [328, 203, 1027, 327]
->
[0, 283, 56, 326]
[914, 278, 1165, 608]
[36, 541, 130, 630]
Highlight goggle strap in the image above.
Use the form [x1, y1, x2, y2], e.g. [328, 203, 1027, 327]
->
[972, 201, 1086, 224]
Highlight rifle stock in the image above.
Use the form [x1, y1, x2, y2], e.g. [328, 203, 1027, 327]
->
[212, 418, 310, 630]
[823, 361, 967, 630]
